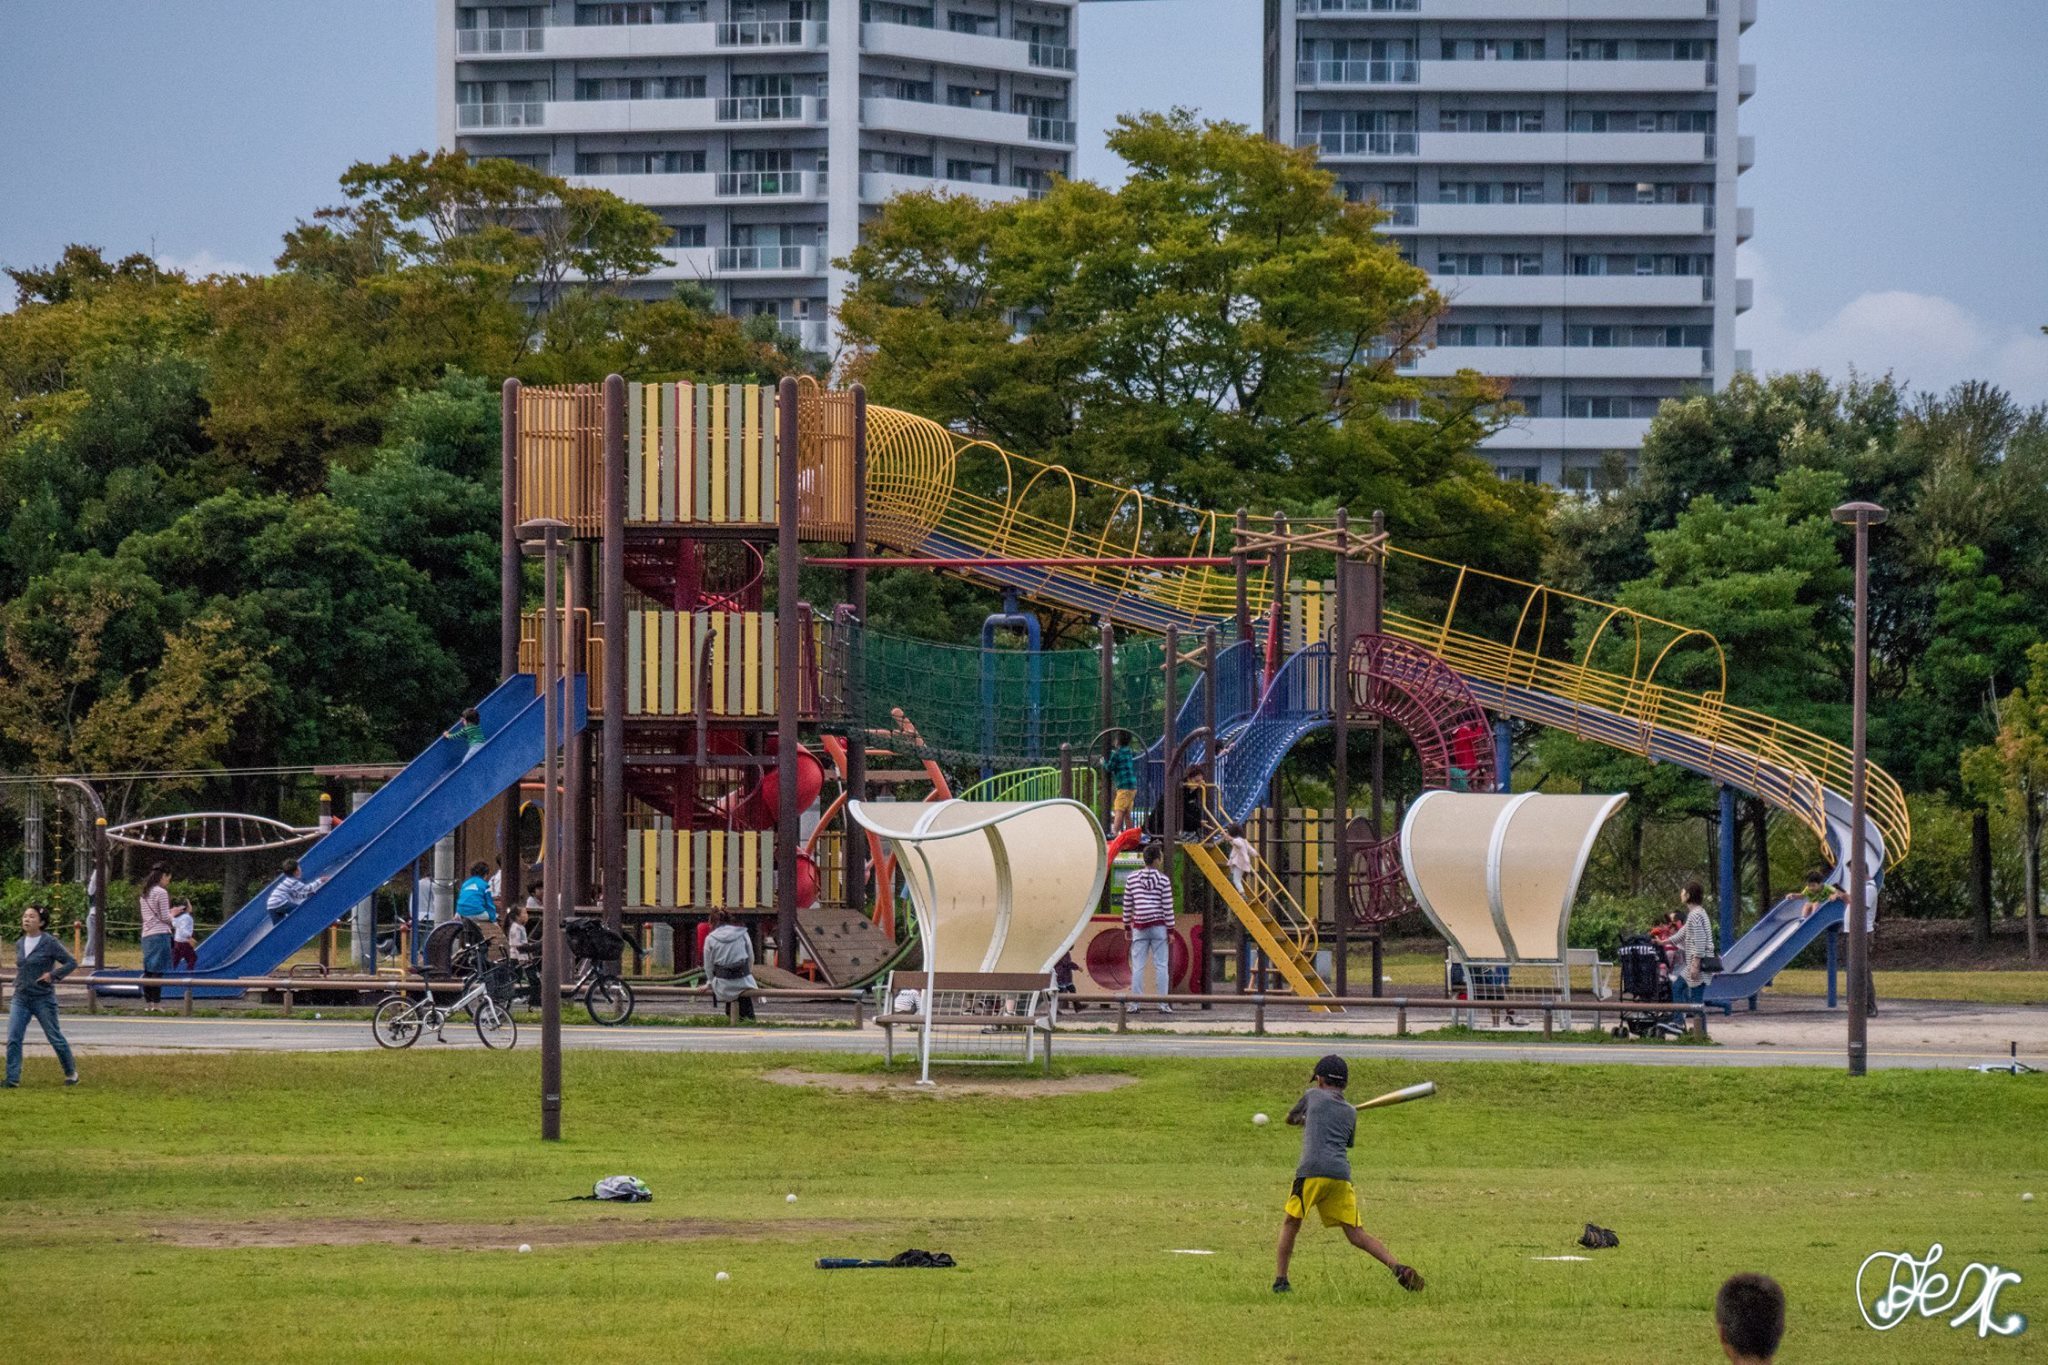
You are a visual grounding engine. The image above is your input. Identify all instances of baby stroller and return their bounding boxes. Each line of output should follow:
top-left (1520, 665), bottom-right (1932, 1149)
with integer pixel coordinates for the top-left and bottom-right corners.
top-left (1612, 935), bottom-right (1684, 1039)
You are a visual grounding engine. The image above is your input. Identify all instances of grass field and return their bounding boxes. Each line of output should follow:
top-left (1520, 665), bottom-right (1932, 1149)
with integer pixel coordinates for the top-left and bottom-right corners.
top-left (2, 1050), bottom-right (2043, 1363)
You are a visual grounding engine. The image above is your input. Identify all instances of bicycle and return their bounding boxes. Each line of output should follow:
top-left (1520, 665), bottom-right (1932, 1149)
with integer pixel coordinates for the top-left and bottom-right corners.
top-left (372, 954), bottom-right (519, 1050)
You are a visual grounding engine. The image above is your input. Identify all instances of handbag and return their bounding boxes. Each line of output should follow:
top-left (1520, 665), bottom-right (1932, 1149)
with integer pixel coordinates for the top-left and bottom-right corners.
top-left (1699, 954), bottom-right (1724, 974)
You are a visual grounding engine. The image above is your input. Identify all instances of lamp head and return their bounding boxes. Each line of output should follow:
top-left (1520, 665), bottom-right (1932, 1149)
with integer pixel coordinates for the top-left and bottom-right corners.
top-left (1830, 501), bottom-right (1888, 526)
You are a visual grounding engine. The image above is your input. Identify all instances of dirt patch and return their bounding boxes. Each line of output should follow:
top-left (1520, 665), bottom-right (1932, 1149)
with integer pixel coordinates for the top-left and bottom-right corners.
top-left (763, 1066), bottom-right (1139, 1099)
top-left (150, 1216), bottom-right (874, 1251)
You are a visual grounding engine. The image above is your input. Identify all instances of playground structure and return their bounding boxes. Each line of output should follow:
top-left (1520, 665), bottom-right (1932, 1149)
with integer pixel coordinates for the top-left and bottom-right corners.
top-left (86, 370), bottom-right (1909, 1015)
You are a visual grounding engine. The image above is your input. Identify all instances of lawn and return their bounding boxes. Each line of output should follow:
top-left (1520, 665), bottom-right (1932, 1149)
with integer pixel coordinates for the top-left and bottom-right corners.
top-left (1, 1050), bottom-right (2043, 1364)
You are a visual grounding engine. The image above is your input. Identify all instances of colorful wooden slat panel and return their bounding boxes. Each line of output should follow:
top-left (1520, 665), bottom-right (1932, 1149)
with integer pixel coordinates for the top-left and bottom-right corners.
top-left (762, 387), bottom-right (777, 514)
top-left (727, 385), bottom-right (745, 522)
top-left (627, 384), bottom-right (644, 519)
top-left (741, 384), bottom-right (761, 522)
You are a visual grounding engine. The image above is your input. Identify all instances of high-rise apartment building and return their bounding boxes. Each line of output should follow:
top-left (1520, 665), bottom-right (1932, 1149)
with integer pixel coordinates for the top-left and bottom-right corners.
top-left (439, 1), bottom-right (1079, 353)
top-left (1267, 0), bottom-right (1754, 489)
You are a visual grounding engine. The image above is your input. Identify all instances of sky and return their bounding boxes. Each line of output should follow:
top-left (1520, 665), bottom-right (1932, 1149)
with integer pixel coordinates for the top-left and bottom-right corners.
top-left (1, 0), bottom-right (2042, 399)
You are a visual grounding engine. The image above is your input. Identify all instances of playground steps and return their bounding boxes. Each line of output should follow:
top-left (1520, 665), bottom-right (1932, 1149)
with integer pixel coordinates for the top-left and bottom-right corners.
top-left (1182, 843), bottom-right (1338, 1010)
top-left (794, 906), bottom-right (900, 987)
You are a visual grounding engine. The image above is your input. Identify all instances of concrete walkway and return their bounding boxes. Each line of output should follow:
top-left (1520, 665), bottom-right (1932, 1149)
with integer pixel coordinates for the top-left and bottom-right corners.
top-left (41, 996), bottom-right (2048, 1071)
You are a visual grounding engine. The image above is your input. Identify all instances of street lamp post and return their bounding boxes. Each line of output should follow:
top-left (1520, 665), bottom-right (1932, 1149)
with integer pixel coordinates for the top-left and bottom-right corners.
top-left (520, 517), bottom-right (571, 1138)
top-left (1831, 500), bottom-right (1886, 1077)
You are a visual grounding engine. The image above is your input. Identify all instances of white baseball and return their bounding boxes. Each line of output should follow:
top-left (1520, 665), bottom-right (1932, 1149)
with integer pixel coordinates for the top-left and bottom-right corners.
top-left (518, 1244), bottom-right (531, 1253)
top-left (2024, 1193), bottom-right (2036, 1203)
top-left (1253, 1112), bottom-right (1269, 1126)
top-left (716, 1271), bottom-right (730, 1281)
top-left (787, 1192), bottom-right (798, 1203)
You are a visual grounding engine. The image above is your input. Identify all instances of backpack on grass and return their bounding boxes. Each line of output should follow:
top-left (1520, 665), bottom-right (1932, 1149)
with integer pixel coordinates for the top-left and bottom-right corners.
top-left (578, 1175), bottom-right (652, 1203)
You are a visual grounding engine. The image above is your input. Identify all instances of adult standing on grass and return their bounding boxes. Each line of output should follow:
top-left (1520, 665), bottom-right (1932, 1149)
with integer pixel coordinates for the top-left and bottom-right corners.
top-left (1669, 881), bottom-right (1716, 1019)
top-left (6, 905), bottom-right (79, 1088)
top-left (1122, 843), bottom-right (1175, 1013)
top-left (1714, 1272), bottom-right (1785, 1363)
top-left (138, 864), bottom-right (174, 1011)
top-left (703, 909), bottom-right (758, 1021)
top-left (1272, 1055), bottom-right (1421, 1295)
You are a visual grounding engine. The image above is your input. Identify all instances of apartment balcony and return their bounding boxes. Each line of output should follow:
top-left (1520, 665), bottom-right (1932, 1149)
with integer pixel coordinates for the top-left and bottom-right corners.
top-left (646, 246), bottom-right (717, 281)
top-left (717, 94), bottom-right (826, 125)
top-left (477, 19), bottom-right (825, 60)
top-left (1737, 135), bottom-right (1756, 171)
top-left (1387, 203), bottom-right (1709, 236)
top-left (861, 96), bottom-right (1030, 145)
top-left (714, 244), bottom-right (819, 277)
top-left (716, 170), bottom-right (825, 200)
top-left (783, 319), bottom-right (831, 353)
top-left (1299, 0), bottom-right (1714, 17)
top-left (1741, 0), bottom-right (1758, 31)
top-left (1437, 274), bottom-right (1708, 308)
top-left (503, 21), bottom-right (711, 60)
top-left (860, 21), bottom-right (1073, 76)
top-left (859, 171), bottom-right (1032, 207)
top-left (1739, 63), bottom-right (1757, 101)
top-left (1734, 277), bottom-right (1754, 314)
top-left (456, 101), bottom-right (546, 130)
top-left (1295, 59), bottom-right (1420, 88)
top-left (569, 172), bottom-right (718, 204)
top-left (1309, 131), bottom-right (1707, 165)
top-left (1409, 345), bottom-right (1708, 380)
top-left (716, 19), bottom-right (827, 49)
top-left (1407, 60), bottom-right (1713, 93)
top-left (456, 27), bottom-right (545, 55)
top-left (1482, 416), bottom-right (1655, 451)
top-left (1736, 206), bottom-right (1754, 243)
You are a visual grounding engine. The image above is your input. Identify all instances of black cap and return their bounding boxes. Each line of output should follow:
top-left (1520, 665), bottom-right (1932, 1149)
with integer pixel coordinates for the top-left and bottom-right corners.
top-left (1313, 1054), bottom-right (1348, 1086)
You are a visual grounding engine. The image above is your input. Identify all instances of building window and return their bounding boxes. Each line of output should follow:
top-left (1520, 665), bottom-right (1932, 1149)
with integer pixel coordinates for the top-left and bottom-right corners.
top-left (1496, 465), bottom-right (1542, 484)
top-left (575, 150), bottom-right (707, 174)
top-left (1438, 181), bottom-right (1544, 204)
top-left (1303, 109), bottom-right (1417, 156)
top-left (946, 9), bottom-right (999, 36)
top-left (864, 2), bottom-right (935, 26)
top-left (667, 224), bottom-right (707, 248)
top-left (575, 2), bottom-right (704, 24)
top-left (1439, 38), bottom-right (1544, 61)
top-left (1567, 110), bottom-right (1714, 133)
top-left (574, 76), bottom-right (705, 100)
top-left (866, 151), bottom-right (934, 177)
top-left (1438, 323), bottom-right (1541, 347)
top-left (864, 75), bottom-right (935, 103)
top-left (1566, 395), bottom-right (1663, 419)
top-left (945, 159), bottom-right (997, 184)
top-left (1439, 109), bottom-right (1543, 133)
top-left (947, 84), bottom-right (998, 111)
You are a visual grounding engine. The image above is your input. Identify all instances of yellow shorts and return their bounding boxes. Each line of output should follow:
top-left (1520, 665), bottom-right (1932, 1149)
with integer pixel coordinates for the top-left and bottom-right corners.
top-left (1284, 1177), bottom-right (1360, 1228)
top-left (1112, 788), bottom-right (1135, 814)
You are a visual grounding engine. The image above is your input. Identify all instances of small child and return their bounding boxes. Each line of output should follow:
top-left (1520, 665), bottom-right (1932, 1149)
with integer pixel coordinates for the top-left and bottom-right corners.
top-left (170, 901), bottom-right (198, 970)
top-left (1053, 950), bottom-right (1080, 1011)
top-left (1273, 1054), bottom-right (1423, 1295)
top-left (1226, 824), bottom-right (1255, 893)
top-left (1799, 867), bottom-right (1844, 917)
top-left (446, 707), bottom-right (486, 759)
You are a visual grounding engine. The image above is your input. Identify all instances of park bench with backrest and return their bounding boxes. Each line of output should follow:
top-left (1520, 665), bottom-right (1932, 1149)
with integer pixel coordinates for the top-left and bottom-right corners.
top-left (877, 970), bottom-right (1056, 1073)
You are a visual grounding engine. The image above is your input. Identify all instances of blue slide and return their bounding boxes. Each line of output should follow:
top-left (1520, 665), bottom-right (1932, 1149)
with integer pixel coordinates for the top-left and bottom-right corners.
top-left (1704, 891), bottom-right (1844, 1005)
top-left (103, 674), bottom-right (585, 998)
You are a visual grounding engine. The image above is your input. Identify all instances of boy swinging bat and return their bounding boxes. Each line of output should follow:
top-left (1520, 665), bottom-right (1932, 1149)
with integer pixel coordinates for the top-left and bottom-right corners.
top-left (1272, 1055), bottom-right (1425, 1295)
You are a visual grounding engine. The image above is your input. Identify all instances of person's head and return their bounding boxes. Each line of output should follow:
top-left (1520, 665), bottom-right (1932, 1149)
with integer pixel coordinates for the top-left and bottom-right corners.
top-left (469, 861), bottom-right (490, 879)
top-left (1115, 736), bottom-right (1131, 751)
top-left (462, 707), bottom-right (481, 725)
top-left (144, 863), bottom-right (171, 892)
top-left (1714, 1272), bottom-right (1785, 1363)
top-left (20, 904), bottom-right (47, 935)
top-left (1311, 1054), bottom-right (1348, 1091)
top-left (1229, 823), bottom-right (1245, 839)
top-left (1681, 881), bottom-right (1705, 909)
top-left (1142, 843), bottom-right (1162, 868)
top-left (508, 904), bottom-right (528, 926)
top-left (281, 858), bottom-right (301, 879)
top-left (527, 880), bottom-right (544, 898)
top-left (1804, 867), bottom-right (1828, 890)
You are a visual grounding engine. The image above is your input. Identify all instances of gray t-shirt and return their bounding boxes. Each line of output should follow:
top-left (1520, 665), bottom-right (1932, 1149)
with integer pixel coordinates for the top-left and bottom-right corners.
top-left (1289, 1086), bottom-right (1355, 1182)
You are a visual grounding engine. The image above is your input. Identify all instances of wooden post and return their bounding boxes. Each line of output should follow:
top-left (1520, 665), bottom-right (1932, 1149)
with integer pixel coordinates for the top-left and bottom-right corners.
top-left (1058, 743), bottom-right (1073, 799)
top-left (1200, 626), bottom-right (1219, 997)
top-left (845, 386), bottom-right (869, 914)
top-left (601, 375), bottom-right (626, 932)
top-left (1161, 624), bottom-right (1179, 863)
top-left (1098, 619), bottom-right (1116, 917)
top-left (568, 543), bottom-right (590, 913)
top-left (1368, 509), bottom-right (1385, 996)
top-left (500, 379), bottom-right (524, 901)
top-left (775, 377), bottom-right (801, 970)
top-left (1331, 509), bottom-right (1350, 997)
top-left (540, 522), bottom-right (565, 1140)
top-left (1232, 508), bottom-right (1253, 657)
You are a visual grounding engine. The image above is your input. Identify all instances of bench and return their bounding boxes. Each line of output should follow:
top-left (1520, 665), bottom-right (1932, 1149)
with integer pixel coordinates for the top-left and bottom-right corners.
top-left (877, 970), bottom-right (1056, 1073)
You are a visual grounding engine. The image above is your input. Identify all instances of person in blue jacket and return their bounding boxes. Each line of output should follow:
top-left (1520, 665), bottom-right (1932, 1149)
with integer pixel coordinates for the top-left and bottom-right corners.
top-left (8, 904), bottom-right (79, 1088)
top-left (455, 861), bottom-right (507, 963)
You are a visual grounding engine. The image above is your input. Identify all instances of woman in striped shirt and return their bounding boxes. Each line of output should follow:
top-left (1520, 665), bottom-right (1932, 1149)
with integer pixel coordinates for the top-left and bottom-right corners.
top-left (1122, 843), bottom-right (1176, 1014)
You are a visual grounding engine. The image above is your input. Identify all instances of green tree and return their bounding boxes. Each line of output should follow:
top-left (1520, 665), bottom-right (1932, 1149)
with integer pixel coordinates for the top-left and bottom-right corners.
top-left (1964, 644), bottom-right (2048, 963)
top-left (839, 111), bottom-right (1549, 585)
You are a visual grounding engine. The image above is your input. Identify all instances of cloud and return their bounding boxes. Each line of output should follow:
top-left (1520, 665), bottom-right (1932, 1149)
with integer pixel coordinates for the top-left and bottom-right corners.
top-left (1738, 247), bottom-right (2048, 402)
top-left (153, 248), bottom-right (262, 279)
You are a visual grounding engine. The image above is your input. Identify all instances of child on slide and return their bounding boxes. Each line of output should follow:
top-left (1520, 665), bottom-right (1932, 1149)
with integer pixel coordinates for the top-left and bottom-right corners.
top-left (1272, 1055), bottom-right (1423, 1295)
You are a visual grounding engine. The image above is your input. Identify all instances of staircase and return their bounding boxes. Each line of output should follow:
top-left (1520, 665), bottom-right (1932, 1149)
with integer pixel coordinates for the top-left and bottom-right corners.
top-left (1182, 842), bottom-right (1338, 1010)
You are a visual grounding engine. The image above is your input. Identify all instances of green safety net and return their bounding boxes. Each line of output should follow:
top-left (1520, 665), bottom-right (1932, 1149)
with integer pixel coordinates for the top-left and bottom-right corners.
top-left (846, 627), bottom-right (1205, 775)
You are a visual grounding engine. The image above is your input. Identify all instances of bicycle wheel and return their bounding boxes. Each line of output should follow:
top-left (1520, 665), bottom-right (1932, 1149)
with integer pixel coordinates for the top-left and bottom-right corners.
top-left (584, 975), bottom-right (634, 1026)
top-left (372, 996), bottom-right (424, 1049)
top-left (474, 996), bottom-right (518, 1050)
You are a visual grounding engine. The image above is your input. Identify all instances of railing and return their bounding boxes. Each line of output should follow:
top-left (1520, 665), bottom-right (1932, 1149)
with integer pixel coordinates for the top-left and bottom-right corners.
top-left (1297, 0), bottom-right (1417, 12)
top-left (517, 609), bottom-right (602, 692)
top-left (1028, 42), bottom-right (1076, 70)
top-left (716, 94), bottom-right (811, 122)
top-left (516, 382), bottom-right (604, 535)
top-left (715, 170), bottom-right (810, 198)
top-left (1027, 116), bottom-right (1077, 144)
top-left (458, 27), bottom-right (544, 53)
top-left (1089, 991), bottom-right (1710, 1039)
top-left (716, 244), bottom-right (810, 272)
top-left (457, 101), bottom-right (544, 129)
top-left (1296, 59), bottom-right (1419, 85)
top-left (716, 19), bottom-right (808, 45)
top-left (1306, 130), bottom-right (1417, 156)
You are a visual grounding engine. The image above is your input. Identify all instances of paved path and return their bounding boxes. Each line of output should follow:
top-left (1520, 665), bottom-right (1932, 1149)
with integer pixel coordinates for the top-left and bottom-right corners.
top-left (44, 1012), bottom-right (2036, 1071)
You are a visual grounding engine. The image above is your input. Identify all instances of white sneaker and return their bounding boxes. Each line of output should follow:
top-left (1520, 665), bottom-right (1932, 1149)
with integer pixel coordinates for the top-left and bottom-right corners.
top-left (1159, 1004), bottom-right (1174, 1014)
top-left (1124, 1003), bottom-right (1141, 1014)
